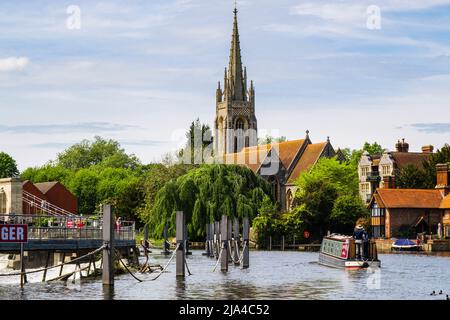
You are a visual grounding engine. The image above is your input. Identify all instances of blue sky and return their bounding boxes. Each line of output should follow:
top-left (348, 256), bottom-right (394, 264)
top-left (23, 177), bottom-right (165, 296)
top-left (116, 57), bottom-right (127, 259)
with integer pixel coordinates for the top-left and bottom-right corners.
top-left (1, 0), bottom-right (450, 170)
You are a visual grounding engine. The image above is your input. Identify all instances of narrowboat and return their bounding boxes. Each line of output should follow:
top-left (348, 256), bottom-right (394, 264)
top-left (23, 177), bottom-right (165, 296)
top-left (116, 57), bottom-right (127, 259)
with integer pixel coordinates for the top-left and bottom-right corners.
top-left (318, 234), bottom-right (381, 269)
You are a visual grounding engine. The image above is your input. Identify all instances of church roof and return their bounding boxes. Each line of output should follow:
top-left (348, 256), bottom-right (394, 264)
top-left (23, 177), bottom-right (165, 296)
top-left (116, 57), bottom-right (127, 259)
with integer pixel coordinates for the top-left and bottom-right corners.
top-left (287, 142), bottom-right (328, 184)
top-left (221, 138), bottom-right (311, 174)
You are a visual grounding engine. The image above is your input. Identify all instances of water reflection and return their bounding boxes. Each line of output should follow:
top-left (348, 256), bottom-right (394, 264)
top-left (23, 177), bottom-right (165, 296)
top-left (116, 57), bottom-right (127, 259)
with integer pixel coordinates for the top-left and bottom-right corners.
top-left (1, 251), bottom-right (449, 300)
top-left (102, 285), bottom-right (115, 300)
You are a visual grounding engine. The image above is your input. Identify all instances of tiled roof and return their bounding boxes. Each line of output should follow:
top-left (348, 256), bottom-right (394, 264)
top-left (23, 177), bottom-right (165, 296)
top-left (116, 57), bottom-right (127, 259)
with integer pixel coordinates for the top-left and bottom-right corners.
top-left (375, 188), bottom-right (443, 209)
top-left (440, 194), bottom-right (450, 209)
top-left (34, 181), bottom-right (59, 194)
top-left (391, 152), bottom-right (430, 169)
top-left (222, 146), bottom-right (270, 173)
top-left (222, 139), bottom-right (306, 173)
top-left (287, 142), bottom-right (327, 184)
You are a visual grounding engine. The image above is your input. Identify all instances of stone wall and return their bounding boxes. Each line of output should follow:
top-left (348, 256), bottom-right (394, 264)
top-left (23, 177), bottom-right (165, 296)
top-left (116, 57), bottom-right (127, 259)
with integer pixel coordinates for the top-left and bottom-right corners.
top-left (0, 178), bottom-right (23, 215)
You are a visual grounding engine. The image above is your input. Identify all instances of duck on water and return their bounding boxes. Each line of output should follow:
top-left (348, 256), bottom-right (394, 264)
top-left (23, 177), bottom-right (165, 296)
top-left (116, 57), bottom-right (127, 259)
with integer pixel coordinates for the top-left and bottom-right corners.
top-left (318, 224), bottom-right (381, 270)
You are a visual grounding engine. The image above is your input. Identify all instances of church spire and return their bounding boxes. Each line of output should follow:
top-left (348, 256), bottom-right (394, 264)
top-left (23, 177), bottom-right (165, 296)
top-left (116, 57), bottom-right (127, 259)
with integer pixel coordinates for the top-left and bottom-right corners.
top-left (227, 6), bottom-right (245, 101)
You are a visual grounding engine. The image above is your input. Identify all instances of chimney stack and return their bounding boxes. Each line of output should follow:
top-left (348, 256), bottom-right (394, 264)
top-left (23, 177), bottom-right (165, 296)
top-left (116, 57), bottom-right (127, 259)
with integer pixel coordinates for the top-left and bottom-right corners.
top-left (436, 163), bottom-right (449, 196)
top-left (395, 138), bottom-right (409, 153)
top-left (382, 175), bottom-right (396, 189)
top-left (422, 145), bottom-right (434, 154)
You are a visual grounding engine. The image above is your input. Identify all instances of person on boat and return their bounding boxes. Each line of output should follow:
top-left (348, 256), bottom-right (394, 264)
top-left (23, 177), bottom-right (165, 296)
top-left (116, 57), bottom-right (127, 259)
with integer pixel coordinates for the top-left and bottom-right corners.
top-left (353, 224), bottom-right (365, 260)
top-left (362, 230), bottom-right (369, 260)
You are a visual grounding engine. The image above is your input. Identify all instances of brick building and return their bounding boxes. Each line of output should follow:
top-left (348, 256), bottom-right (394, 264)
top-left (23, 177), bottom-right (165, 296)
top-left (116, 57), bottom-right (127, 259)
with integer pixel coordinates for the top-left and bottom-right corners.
top-left (368, 163), bottom-right (450, 239)
top-left (23, 180), bottom-right (77, 215)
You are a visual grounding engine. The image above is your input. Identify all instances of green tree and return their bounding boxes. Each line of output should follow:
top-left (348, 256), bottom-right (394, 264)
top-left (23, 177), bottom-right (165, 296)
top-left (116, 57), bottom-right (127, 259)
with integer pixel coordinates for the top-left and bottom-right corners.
top-left (143, 164), bottom-right (271, 240)
top-left (178, 118), bottom-right (213, 165)
top-left (423, 144), bottom-right (450, 188)
top-left (292, 157), bottom-right (367, 238)
top-left (331, 195), bottom-right (369, 234)
top-left (57, 136), bottom-right (140, 170)
top-left (395, 165), bottom-right (430, 189)
top-left (258, 135), bottom-right (287, 145)
top-left (343, 142), bottom-right (384, 168)
top-left (0, 152), bottom-right (19, 178)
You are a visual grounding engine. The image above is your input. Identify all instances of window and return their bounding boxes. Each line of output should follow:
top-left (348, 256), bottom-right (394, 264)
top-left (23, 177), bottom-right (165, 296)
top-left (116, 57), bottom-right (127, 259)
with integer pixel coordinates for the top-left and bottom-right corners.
top-left (361, 166), bottom-right (370, 178)
top-left (381, 165), bottom-right (390, 176)
top-left (360, 183), bottom-right (370, 194)
top-left (236, 119), bottom-right (244, 130)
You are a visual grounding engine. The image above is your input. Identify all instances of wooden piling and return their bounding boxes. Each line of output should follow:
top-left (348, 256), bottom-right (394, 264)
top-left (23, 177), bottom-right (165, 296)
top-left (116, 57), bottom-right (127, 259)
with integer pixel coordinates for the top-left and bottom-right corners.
top-left (102, 204), bottom-right (114, 286)
top-left (233, 217), bottom-right (240, 265)
top-left (176, 211), bottom-right (185, 277)
top-left (242, 216), bottom-right (249, 269)
top-left (282, 236), bottom-right (285, 251)
top-left (203, 223), bottom-right (210, 256)
top-left (209, 223), bottom-right (215, 258)
top-left (162, 225), bottom-right (170, 255)
top-left (59, 252), bottom-right (66, 276)
top-left (220, 215), bottom-right (228, 272)
top-left (214, 221), bottom-right (220, 258)
top-left (227, 218), bottom-right (232, 263)
top-left (20, 243), bottom-right (26, 287)
top-left (269, 236), bottom-right (272, 251)
top-left (42, 251), bottom-right (51, 282)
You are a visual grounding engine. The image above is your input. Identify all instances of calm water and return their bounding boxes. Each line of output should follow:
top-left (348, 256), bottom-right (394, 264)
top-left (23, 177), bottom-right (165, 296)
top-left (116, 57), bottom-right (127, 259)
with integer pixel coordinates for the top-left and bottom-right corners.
top-left (0, 250), bottom-right (449, 300)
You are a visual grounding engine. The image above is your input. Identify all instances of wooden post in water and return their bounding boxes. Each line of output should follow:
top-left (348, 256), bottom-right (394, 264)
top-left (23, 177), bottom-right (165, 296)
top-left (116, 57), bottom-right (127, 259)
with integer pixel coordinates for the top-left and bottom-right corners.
top-left (176, 211), bottom-right (185, 277)
top-left (20, 243), bottom-right (26, 287)
top-left (227, 218), bottom-right (232, 263)
top-left (220, 215), bottom-right (228, 272)
top-left (282, 235), bottom-right (285, 251)
top-left (209, 223), bottom-right (215, 258)
top-left (144, 224), bottom-right (151, 253)
top-left (42, 251), bottom-right (51, 282)
top-left (184, 214), bottom-right (192, 256)
top-left (269, 236), bottom-right (272, 251)
top-left (102, 204), bottom-right (114, 286)
top-left (162, 225), bottom-right (170, 255)
top-left (214, 221), bottom-right (220, 258)
top-left (233, 217), bottom-right (240, 265)
top-left (203, 223), bottom-right (210, 256)
top-left (242, 216), bottom-right (250, 269)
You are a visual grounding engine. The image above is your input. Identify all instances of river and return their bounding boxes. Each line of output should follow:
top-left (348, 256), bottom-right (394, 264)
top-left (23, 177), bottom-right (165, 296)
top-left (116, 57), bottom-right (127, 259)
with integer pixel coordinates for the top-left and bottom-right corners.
top-left (0, 250), bottom-right (449, 300)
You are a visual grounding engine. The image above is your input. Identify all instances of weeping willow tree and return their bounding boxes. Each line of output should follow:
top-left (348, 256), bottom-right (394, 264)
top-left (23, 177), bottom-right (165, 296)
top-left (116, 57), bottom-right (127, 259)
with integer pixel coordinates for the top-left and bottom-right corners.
top-left (143, 164), bottom-right (271, 240)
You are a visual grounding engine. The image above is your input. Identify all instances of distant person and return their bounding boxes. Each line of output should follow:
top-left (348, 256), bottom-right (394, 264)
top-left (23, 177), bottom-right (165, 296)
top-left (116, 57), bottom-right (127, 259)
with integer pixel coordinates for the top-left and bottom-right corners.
top-left (362, 230), bottom-right (369, 260)
top-left (115, 217), bottom-right (122, 231)
top-left (353, 224), bottom-right (365, 260)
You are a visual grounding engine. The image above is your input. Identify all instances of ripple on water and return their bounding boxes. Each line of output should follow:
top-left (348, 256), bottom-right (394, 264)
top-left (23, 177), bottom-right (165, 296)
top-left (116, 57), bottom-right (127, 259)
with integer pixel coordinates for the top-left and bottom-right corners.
top-left (0, 250), bottom-right (449, 300)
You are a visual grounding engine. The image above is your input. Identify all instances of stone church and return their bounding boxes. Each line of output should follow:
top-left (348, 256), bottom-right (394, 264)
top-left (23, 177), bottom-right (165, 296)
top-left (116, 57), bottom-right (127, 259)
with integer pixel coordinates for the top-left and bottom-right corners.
top-left (214, 8), bottom-right (343, 211)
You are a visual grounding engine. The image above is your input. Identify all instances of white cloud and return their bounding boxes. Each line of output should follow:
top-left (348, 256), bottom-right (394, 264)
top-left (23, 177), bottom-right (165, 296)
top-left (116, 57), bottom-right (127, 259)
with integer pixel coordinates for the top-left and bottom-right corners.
top-left (0, 57), bottom-right (29, 72)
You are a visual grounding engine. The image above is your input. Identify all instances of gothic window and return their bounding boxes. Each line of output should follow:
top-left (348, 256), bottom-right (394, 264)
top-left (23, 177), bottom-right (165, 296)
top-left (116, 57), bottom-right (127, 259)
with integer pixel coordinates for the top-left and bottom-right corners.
top-left (286, 189), bottom-right (293, 211)
top-left (236, 118), bottom-right (245, 130)
top-left (269, 177), bottom-right (279, 202)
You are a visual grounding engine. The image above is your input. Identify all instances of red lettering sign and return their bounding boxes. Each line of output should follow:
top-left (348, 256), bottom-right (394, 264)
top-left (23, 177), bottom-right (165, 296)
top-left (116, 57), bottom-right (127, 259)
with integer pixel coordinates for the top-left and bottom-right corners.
top-left (0, 225), bottom-right (28, 243)
top-left (304, 230), bottom-right (310, 239)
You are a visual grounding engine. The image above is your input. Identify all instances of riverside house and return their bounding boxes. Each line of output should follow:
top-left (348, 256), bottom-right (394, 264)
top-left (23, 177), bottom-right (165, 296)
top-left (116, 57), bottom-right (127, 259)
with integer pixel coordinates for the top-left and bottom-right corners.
top-left (368, 163), bottom-right (450, 239)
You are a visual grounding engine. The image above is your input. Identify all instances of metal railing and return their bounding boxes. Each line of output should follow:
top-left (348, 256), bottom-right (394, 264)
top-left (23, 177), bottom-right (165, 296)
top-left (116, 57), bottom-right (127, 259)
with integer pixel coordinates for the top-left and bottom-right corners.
top-left (0, 214), bottom-right (135, 241)
top-left (22, 190), bottom-right (77, 217)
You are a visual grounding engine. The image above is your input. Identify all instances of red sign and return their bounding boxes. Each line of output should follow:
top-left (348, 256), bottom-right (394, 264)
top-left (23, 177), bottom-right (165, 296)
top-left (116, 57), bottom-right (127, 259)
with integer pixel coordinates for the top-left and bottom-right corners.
top-left (304, 230), bottom-right (310, 239)
top-left (67, 220), bottom-right (73, 228)
top-left (0, 224), bottom-right (28, 243)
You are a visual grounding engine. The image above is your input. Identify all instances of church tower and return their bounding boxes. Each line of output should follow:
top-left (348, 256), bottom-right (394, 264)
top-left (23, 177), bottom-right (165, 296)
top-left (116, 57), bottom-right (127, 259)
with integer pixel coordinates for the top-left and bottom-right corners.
top-left (214, 7), bottom-right (257, 156)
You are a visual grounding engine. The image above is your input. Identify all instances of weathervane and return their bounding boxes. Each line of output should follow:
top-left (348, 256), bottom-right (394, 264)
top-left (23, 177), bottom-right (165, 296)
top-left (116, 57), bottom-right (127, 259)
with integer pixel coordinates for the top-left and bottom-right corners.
top-left (234, 0), bottom-right (238, 13)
